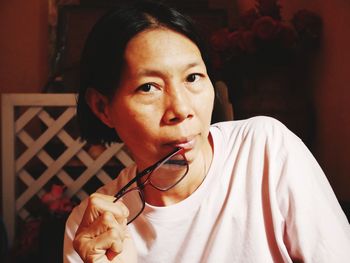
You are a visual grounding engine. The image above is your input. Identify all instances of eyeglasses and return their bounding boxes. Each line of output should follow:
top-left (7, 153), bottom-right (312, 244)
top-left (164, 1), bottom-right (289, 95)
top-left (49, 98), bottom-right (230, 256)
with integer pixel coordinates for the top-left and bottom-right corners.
top-left (114, 147), bottom-right (188, 224)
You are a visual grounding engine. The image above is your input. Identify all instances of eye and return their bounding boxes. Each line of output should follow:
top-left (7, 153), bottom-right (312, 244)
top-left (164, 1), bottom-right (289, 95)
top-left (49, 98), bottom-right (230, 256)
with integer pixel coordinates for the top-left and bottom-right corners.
top-left (186, 73), bottom-right (201, 83)
top-left (137, 83), bottom-right (157, 93)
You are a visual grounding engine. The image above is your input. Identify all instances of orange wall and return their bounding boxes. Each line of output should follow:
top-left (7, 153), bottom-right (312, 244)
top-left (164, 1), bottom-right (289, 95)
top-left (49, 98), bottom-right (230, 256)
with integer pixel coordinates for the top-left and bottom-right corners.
top-left (0, 0), bottom-right (49, 93)
top-left (0, 0), bottom-right (49, 213)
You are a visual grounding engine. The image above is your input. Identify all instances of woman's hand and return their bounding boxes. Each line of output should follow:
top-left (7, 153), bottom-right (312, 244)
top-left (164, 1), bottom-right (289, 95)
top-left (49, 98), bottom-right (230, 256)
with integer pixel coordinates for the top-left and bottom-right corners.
top-left (73, 193), bottom-right (137, 263)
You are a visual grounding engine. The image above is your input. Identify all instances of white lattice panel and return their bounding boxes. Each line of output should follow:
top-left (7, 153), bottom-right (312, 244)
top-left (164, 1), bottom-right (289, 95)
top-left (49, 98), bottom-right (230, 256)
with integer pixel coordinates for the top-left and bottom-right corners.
top-left (1, 93), bottom-right (134, 246)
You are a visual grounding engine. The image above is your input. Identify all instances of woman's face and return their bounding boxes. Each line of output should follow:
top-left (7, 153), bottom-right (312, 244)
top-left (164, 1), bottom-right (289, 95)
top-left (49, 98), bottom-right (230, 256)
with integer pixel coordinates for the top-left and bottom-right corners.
top-left (103, 28), bottom-right (214, 169)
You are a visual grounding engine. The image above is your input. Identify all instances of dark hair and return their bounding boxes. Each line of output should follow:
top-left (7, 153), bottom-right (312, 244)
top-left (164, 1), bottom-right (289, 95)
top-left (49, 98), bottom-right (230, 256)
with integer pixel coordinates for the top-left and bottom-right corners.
top-left (77, 0), bottom-right (213, 144)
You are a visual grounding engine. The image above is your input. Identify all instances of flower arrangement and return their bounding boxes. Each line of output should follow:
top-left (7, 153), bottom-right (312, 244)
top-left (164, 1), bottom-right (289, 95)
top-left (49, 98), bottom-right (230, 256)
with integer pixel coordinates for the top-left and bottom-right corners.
top-left (41, 184), bottom-right (74, 215)
top-left (15, 184), bottom-right (74, 263)
top-left (210, 0), bottom-right (322, 75)
top-left (208, 0), bottom-right (322, 145)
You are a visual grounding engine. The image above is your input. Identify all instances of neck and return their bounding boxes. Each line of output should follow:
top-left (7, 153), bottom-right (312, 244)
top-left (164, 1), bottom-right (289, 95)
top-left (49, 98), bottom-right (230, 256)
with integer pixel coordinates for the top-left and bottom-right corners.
top-left (143, 136), bottom-right (213, 207)
top-left (143, 170), bottom-right (205, 206)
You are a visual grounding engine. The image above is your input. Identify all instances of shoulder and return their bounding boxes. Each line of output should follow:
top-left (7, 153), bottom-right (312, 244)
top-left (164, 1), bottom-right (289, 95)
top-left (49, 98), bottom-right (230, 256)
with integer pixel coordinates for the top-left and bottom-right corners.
top-left (97, 164), bottom-right (137, 196)
top-left (211, 116), bottom-right (299, 151)
top-left (212, 116), bottom-right (289, 135)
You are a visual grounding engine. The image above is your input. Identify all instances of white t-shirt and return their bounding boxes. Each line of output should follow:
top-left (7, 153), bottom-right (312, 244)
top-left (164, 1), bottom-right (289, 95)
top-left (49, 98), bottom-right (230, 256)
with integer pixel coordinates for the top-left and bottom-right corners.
top-left (64, 117), bottom-right (350, 262)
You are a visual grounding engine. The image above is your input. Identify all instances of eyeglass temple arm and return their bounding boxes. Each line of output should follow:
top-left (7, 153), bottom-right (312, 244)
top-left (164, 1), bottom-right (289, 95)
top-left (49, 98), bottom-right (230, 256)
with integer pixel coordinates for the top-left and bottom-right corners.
top-left (114, 147), bottom-right (182, 201)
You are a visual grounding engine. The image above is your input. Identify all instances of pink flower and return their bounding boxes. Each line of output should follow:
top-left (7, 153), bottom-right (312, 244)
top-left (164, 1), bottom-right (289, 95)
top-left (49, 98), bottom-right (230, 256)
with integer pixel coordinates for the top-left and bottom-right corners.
top-left (208, 3), bottom-right (322, 77)
top-left (49, 197), bottom-right (73, 213)
top-left (252, 16), bottom-right (279, 41)
top-left (210, 28), bottom-right (230, 52)
top-left (41, 184), bottom-right (64, 204)
top-left (239, 8), bottom-right (260, 29)
top-left (228, 31), bottom-right (243, 49)
top-left (228, 30), bottom-right (256, 53)
top-left (41, 184), bottom-right (73, 214)
top-left (257, 0), bottom-right (282, 20)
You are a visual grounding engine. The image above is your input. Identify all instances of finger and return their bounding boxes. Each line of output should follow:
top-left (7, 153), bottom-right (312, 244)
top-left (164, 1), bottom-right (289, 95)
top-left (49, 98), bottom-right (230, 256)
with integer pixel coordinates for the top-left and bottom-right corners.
top-left (74, 213), bottom-right (127, 262)
top-left (83, 228), bottom-right (124, 262)
top-left (94, 229), bottom-right (124, 254)
top-left (97, 230), bottom-right (136, 263)
top-left (88, 193), bottom-right (129, 222)
top-left (82, 193), bottom-right (129, 226)
top-left (78, 211), bottom-right (126, 238)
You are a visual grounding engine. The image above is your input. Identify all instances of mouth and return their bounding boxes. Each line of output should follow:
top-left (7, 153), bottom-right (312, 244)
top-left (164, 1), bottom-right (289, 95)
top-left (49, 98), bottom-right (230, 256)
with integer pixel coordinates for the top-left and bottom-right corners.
top-left (165, 136), bottom-right (196, 150)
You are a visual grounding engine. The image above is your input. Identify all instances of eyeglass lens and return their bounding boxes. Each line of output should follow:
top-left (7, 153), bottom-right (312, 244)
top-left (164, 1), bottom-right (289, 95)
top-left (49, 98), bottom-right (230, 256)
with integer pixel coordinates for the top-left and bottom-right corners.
top-left (147, 153), bottom-right (188, 191)
top-left (120, 152), bottom-right (188, 224)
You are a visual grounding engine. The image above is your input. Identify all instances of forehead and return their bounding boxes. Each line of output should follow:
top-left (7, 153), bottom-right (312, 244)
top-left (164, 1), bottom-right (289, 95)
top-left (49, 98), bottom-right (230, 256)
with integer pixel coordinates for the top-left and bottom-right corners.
top-left (123, 28), bottom-right (202, 69)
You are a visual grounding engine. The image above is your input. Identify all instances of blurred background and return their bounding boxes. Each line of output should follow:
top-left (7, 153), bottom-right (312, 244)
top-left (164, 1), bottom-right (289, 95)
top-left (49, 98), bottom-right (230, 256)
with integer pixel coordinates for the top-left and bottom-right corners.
top-left (0, 0), bottom-right (349, 262)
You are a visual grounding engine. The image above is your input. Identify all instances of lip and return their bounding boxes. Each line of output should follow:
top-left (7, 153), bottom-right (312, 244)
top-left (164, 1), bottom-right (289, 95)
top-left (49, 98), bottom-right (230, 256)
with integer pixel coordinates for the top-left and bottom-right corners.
top-left (166, 136), bottom-right (196, 150)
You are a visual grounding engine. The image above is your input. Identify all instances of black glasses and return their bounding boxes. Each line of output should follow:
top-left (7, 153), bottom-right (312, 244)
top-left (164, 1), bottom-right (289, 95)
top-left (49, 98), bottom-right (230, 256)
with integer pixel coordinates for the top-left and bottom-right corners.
top-left (114, 147), bottom-right (188, 224)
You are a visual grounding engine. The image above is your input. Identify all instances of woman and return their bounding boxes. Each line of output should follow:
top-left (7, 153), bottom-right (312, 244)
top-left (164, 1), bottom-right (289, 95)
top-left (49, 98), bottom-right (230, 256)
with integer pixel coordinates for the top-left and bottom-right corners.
top-left (64, 1), bottom-right (350, 262)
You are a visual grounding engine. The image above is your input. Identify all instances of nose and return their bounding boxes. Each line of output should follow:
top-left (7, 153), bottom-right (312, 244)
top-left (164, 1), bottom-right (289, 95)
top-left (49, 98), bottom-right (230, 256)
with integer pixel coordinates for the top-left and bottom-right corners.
top-left (162, 88), bottom-right (194, 124)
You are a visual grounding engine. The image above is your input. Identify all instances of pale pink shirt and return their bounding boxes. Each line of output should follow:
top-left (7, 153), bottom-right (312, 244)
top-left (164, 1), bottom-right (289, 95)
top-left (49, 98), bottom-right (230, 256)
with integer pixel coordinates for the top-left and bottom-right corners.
top-left (64, 117), bottom-right (350, 262)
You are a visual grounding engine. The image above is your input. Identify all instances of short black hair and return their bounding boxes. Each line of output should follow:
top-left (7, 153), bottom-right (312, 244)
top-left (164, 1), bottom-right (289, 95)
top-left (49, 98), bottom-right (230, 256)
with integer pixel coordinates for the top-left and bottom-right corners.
top-left (77, 0), bottom-right (213, 145)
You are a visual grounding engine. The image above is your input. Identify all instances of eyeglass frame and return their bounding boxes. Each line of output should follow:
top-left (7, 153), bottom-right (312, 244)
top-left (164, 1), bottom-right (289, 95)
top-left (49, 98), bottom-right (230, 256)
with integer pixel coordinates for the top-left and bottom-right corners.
top-left (113, 147), bottom-right (188, 224)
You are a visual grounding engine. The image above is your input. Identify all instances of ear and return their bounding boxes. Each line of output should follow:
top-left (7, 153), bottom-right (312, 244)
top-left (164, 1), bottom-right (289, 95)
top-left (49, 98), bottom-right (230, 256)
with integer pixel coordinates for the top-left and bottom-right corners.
top-left (85, 88), bottom-right (114, 128)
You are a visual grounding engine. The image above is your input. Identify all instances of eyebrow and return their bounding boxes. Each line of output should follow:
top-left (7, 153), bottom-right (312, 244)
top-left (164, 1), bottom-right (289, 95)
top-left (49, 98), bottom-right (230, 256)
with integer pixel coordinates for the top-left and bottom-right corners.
top-left (136, 61), bottom-right (202, 77)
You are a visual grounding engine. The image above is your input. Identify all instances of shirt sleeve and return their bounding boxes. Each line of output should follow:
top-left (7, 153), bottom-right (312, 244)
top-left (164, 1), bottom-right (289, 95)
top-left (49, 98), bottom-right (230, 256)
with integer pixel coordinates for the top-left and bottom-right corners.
top-left (63, 200), bottom-right (88, 263)
top-left (275, 128), bottom-right (350, 262)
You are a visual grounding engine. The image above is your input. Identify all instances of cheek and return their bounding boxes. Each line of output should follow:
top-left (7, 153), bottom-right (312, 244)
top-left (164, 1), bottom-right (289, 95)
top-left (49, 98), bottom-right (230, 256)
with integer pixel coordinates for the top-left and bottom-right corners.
top-left (197, 85), bottom-right (215, 118)
top-left (112, 105), bottom-right (161, 143)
